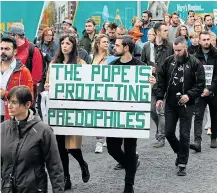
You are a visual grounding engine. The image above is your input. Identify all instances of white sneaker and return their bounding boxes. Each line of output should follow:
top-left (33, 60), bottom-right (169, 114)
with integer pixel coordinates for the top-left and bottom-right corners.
top-left (207, 128), bottom-right (212, 135)
top-left (103, 141), bottom-right (107, 147)
top-left (95, 142), bottom-right (103, 153)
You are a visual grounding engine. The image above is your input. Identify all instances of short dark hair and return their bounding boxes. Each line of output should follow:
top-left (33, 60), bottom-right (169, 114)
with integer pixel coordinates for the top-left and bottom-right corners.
top-left (1, 36), bottom-right (17, 49)
top-left (199, 31), bottom-right (211, 39)
top-left (108, 22), bottom-right (118, 30)
top-left (171, 12), bottom-right (179, 17)
top-left (188, 10), bottom-right (195, 15)
top-left (7, 86), bottom-right (33, 105)
top-left (116, 35), bottom-right (135, 54)
top-left (204, 14), bottom-right (212, 21)
top-left (142, 10), bottom-right (152, 18)
top-left (174, 36), bottom-right (187, 45)
top-left (85, 18), bottom-right (96, 26)
top-left (153, 22), bottom-right (167, 34)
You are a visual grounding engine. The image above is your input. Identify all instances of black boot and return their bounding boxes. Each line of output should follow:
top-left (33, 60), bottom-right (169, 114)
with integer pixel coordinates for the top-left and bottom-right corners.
top-left (64, 176), bottom-right (72, 190)
top-left (190, 141), bottom-right (201, 152)
top-left (210, 138), bottom-right (217, 148)
top-left (114, 163), bottom-right (124, 170)
top-left (123, 184), bottom-right (134, 193)
top-left (81, 161), bottom-right (90, 183)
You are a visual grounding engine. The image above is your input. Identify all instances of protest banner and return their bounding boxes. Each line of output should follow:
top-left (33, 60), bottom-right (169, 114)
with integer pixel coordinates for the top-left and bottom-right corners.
top-left (204, 65), bottom-right (213, 86)
top-left (48, 64), bottom-right (152, 138)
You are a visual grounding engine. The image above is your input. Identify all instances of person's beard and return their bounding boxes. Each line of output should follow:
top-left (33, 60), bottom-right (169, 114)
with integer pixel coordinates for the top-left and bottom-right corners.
top-left (142, 19), bottom-right (149, 25)
top-left (87, 30), bottom-right (94, 34)
top-left (0, 54), bottom-right (13, 62)
top-left (114, 50), bottom-right (124, 57)
top-left (207, 24), bottom-right (213, 28)
top-left (202, 43), bottom-right (211, 51)
top-left (175, 50), bottom-right (187, 64)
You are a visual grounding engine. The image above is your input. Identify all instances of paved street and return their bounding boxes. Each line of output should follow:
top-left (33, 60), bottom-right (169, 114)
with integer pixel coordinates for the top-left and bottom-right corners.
top-left (49, 120), bottom-right (217, 193)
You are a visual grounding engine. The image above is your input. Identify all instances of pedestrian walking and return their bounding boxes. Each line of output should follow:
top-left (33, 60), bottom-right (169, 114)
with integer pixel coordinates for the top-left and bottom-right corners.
top-left (156, 36), bottom-right (205, 176)
top-left (45, 34), bottom-right (90, 190)
top-left (1, 86), bottom-right (64, 193)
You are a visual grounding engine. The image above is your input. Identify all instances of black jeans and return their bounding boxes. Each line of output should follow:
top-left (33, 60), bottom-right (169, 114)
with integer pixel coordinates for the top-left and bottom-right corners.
top-left (165, 103), bottom-right (194, 165)
top-left (107, 137), bottom-right (137, 185)
top-left (194, 95), bottom-right (217, 140)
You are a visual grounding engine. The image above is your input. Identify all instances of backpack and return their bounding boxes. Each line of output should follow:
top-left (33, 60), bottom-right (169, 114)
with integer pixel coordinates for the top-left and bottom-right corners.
top-left (25, 43), bottom-right (51, 92)
top-left (25, 43), bottom-right (51, 118)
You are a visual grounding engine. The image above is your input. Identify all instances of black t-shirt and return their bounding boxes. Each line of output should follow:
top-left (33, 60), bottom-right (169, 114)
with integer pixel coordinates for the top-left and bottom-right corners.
top-left (167, 64), bottom-right (184, 105)
top-left (109, 56), bottom-right (146, 66)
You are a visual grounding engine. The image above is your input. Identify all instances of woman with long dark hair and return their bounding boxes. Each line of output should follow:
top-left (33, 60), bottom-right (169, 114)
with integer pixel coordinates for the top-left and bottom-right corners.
top-left (45, 34), bottom-right (90, 190)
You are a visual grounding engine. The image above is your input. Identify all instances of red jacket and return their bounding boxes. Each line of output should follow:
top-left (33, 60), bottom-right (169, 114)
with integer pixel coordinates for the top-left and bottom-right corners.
top-left (4, 59), bottom-right (34, 120)
top-left (16, 38), bottom-right (43, 85)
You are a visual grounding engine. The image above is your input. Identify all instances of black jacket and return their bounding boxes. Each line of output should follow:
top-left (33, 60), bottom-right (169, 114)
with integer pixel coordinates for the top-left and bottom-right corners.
top-left (156, 54), bottom-right (205, 103)
top-left (141, 40), bottom-right (173, 72)
top-left (1, 110), bottom-right (64, 193)
top-left (80, 30), bottom-right (98, 54)
top-left (109, 38), bottom-right (116, 55)
top-left (194, 46), bottom-right (217, 94)
top-left (141, 40), bottom-right (173, 95)
top-left (78, 47), bottom-right (92, 64)
top-left (188, 45), bottom-right (200, 55)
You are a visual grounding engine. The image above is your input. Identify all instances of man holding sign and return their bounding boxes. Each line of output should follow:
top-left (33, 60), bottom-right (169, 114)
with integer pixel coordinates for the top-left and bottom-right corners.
top-left (191, 31), bottom-right (217, 151)
top-left (48, 35), bottom-right (155, 193)
top-left (107, 35), bottom-right (155, 193)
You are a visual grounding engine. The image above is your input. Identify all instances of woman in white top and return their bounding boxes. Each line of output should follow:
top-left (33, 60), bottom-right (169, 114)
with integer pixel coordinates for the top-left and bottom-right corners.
top-left (91, 34), bottom-right (109, 153)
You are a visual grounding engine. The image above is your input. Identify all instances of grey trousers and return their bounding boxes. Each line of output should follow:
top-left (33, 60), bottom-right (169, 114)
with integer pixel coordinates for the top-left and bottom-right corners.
top-left (151, 95), bottom-right (165, 142)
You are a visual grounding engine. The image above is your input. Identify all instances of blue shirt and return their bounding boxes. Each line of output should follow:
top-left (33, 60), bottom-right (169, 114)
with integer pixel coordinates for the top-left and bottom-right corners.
top-left (140, 27), bottom-right (150, 43)
top-left (106, 56), bottom-right (119, 64)
top-left (205, 25), bottom-right (217, 36)
top-left (211, 26), bottom-right (217, 36)
top-left (187, 39), bottom-right (192, 47)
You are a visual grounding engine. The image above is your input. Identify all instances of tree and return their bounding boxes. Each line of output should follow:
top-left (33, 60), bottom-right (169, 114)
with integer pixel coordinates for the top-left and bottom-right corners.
top-left (48, 1), bottom-right (57, 27)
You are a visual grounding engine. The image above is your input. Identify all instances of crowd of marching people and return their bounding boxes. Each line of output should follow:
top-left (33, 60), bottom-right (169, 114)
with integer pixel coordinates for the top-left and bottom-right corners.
top-left (1, 8), bottom-right (217, 193)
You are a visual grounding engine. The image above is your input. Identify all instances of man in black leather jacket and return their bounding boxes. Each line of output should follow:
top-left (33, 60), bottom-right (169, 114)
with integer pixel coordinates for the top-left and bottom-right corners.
top-left (191, 31), bottom-right (217, 151)
top-left (156, 36), bottom-right (205, 176)
top-left (141, 22), bottom-right (173, 148)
